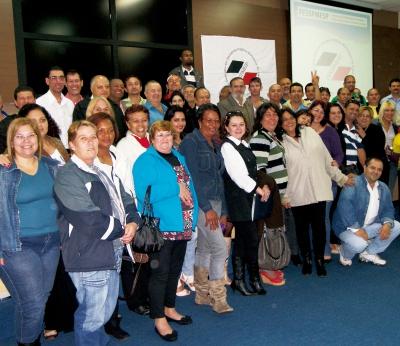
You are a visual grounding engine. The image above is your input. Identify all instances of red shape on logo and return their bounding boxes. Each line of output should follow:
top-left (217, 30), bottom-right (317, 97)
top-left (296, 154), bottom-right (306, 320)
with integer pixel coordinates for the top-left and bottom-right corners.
top-left (243, 72), bottom-right (257, 85)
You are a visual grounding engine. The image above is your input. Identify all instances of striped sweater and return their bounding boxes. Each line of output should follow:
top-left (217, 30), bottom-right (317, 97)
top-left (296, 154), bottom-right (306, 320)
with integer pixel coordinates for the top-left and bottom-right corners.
top-left (249, 128), bottom-right (288, 198)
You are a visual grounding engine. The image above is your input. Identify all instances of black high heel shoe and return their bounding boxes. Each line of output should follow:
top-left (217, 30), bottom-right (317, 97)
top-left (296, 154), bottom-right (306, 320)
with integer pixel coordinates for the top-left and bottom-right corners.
top-left (301, 256), bottom-right (312, 275)
top-left (230, 257), bottom-right (256, 296)
top-left (316, 259), bottom-right (327, 277)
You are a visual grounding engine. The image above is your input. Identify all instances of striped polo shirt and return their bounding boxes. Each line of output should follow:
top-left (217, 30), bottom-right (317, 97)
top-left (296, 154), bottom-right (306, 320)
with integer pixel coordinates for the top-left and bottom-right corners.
top-left (342, 124), bottom-right (363, 165)
top-left (250, 129), bottom-right (288, 197)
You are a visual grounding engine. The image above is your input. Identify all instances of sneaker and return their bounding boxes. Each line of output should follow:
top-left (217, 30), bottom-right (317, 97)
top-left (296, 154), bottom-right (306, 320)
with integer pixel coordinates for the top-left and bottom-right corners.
top-left (359, 251), bottom-right (386, 266)
top-left (339, 247), bottom-right (352, 266)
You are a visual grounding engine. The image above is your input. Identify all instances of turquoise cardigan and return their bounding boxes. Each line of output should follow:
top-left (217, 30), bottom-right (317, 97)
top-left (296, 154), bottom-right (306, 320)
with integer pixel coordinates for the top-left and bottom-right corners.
top-left (133, 146), bottom-right (199, 232)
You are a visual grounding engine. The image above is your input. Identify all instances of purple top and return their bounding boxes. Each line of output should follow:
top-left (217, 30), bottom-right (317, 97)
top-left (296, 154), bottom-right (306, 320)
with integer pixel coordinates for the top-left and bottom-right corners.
top-left (319, 125), bottom-right (344, 165)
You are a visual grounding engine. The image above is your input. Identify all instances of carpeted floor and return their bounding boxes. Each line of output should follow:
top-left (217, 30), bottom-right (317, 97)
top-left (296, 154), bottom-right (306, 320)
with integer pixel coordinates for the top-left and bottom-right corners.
top-left (1, 237), bottom-right (400, 346)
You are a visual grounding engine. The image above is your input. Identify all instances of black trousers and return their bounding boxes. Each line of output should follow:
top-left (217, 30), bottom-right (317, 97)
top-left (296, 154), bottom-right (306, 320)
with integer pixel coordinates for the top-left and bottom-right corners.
top-left (121, 260), bottom-right (150, 310)
top-left (232, 220), bottom-right (259, 265)
top-left (291, 202), bottom-right (326, 260)
top-left (148, 240), bottom-right (187, 319)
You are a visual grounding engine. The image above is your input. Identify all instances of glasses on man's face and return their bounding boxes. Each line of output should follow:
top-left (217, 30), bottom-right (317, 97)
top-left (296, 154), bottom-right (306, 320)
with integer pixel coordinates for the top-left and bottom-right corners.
top-left (49, 75), bottom-right (65, 81)
top-left (155, 132), bottom-right (172, 139)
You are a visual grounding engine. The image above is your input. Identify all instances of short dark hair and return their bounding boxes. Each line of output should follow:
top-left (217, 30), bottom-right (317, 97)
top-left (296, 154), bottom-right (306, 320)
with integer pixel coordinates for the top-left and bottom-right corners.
top-left (319, 87), bottom-right (331, 96)
top-left (305, 82), bottom-right (313, 91)
top-left (66, 69), bottom-right (82, 80)
top-left (48, 65), bottom-right (64, 76)
top-left (253, 102), bottom-right (280, 132)
top-left (229, 77), bottom-right (243, 87)
top-left (290, 82), bottom-right (303, 93)
top-left (87, 112), bottom-right (119, 142)
top-left (18, 103), bottom-right (61, 139)
top-left (164, 105), bottom-right (186, 122)
top-left (194, 87), bottom-right (209, 99)
top-left (365, 157), bottom-right (383, 167)
top-left (124, 104), bottom-right (149, 122)
top-left (124, 75), bottom-right (142, 86)
top-left (249, 77), bottom-right (262, 86)
top-left (13, 86), bottom-right (35, 101)
top-left (345, 99), bottom-right (360, 108)
top-left (197, 103), bottom-right (221, 121)
top-left (389, 78), bottom-right (400, 86)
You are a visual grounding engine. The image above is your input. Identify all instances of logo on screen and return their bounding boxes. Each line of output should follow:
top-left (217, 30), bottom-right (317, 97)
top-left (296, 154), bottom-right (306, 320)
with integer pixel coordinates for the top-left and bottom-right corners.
top-left (313, 39), bottom-right (354, 87)
top-left (224, 48), bottom-right (259, 85)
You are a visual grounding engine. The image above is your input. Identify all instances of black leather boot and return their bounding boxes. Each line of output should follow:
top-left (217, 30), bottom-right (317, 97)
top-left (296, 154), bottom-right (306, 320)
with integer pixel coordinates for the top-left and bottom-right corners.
top-left (247, 260), bottom-right (267, 295)
top-left (230, 257), bottom-right (256, 296)
top-left (316, 259), bottom-right (327, 277)
top-left (104, 313), bottom-right (130, 340)
top-left (301, 255), bottom-right (312, 275)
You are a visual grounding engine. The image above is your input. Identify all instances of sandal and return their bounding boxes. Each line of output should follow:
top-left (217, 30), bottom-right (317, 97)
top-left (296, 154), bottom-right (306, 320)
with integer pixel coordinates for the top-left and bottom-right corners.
top-left (44, 329), bottom-right (58, 340)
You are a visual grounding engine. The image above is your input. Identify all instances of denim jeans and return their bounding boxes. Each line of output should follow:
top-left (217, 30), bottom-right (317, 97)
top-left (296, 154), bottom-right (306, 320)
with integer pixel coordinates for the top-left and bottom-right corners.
top-left (324, 184), bottom-right (338, 256)
top-left (181, 228), bottom-right (198, 277)
top-left (339, 221), bottom-right (400, 260)
top-left (0, 232), bottom-right (60, 343)
top-left (195, 200), bottom-right (226, 280)
top-left (69, 269), bottom-right (119, 346)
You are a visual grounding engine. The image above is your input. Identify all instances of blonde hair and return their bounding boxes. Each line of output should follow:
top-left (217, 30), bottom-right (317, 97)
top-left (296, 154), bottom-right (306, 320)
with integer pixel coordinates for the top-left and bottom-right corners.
top-left (149, 120), bottom-right (173, 140)
top-left (378, 100), bottom-right (396, 124)
top-left (359, 106), bottom-right (373, 119)
top-left (86, 96), bottom-right (115, 119)
top-left (68, 120), bottom-right (97, 144)
top-left (7, 117), bottom-right (42, 162)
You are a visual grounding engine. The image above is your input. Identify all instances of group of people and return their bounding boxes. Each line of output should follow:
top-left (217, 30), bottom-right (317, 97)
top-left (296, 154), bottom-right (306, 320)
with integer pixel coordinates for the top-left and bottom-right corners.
top-left (1, 48), bottom-right (400, 345)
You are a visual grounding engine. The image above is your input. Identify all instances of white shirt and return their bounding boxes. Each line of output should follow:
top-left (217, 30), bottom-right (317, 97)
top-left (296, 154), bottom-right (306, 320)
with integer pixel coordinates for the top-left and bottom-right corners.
top-left (37, 90), bottom-right (74, 147)
top-left (221, 136), bottom-right (257, 193)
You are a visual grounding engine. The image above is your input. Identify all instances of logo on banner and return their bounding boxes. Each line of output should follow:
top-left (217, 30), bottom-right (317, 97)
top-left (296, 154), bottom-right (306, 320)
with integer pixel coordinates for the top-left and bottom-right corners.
top-left (224, 48), bottom-right (259, 85)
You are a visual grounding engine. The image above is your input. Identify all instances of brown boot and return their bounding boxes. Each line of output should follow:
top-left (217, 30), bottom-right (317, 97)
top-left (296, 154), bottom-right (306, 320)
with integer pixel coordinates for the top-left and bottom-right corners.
top-left (209, 279), bottom-right (234, 314)
top-left (194, 266), bottom-right (211, 305)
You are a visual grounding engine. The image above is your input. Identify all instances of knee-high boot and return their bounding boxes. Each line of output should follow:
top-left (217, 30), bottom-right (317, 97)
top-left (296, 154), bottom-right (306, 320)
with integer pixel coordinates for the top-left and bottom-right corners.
top-left (230, 257), bottom-right (256, 296)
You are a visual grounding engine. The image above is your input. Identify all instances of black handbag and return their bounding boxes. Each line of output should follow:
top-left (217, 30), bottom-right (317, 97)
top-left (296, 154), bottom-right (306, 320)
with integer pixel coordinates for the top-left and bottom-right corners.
top-left (132, 186), bottom-right (164, 253)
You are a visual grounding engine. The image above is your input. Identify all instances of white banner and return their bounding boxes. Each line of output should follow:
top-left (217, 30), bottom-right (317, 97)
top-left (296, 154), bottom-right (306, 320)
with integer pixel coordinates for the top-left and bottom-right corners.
top-left (201, 35), bottom-right (277, 104)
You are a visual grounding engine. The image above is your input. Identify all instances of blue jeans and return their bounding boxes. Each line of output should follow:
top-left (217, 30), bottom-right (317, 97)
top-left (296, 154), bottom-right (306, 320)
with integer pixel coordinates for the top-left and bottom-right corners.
top-left (324, 184), bottom-right (338, 256)
top-left (69, 269), bottom-right (119, 346)
top-left (181, 228), bottom-right (198, 277)
top-left (0, 232), bottom-right (60, 343)
top-left (339, 221), bottom-right (400, 259)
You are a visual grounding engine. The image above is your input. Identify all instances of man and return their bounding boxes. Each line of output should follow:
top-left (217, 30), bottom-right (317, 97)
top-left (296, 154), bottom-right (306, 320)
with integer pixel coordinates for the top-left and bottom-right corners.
top-left (36, 66), bottom-right (74, 147)
top-left (143, 80), bottom-right (167, 124)
top-left (333, 157), bottom-right (400, 266)
top-left (381, 78), bottom-right (400, 125)
top-left (283, 83), bottom-right (309, 114)
top-left (267, 84), bottom-right (283, 108)
top-left (169, 49), bottom-right (204, 88)
top-left (73, 75), bottom-right (127, 138)
top-left (186, 87), bottom-right (211, 132)
top-left (342, 100), bottom-right (366, 172)
top-left (0, 85), bottom-right (33, 152)
top-left (366, 88), bottom-right (381, 119)
top-left (182, 84), bottom-right (196, 110)
top-left (109, 78), bottom-right (125, 110)
top-left (304, 82), bottom-right (316, 102)
top-left (217, 77), bottom-right (252, 128)
top-left (121, 75), bottom-right (146, 109)
top-left (65, 69), bottom-right (84, 106)
top-left (279, 77), bottom-right (291, 104)
top-left (331, 75), bottom-right (366, 105)
top-left (244, 77), bottom-right (266, 126)
top-left (162, 73), bottom-right (181, 105)
top-left (333, 87), bottom-right (351, 111)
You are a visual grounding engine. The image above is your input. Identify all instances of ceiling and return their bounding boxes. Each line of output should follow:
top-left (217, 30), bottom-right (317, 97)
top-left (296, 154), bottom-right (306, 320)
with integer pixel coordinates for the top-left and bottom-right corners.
top-left (334, 0), bottom-right (400, 12)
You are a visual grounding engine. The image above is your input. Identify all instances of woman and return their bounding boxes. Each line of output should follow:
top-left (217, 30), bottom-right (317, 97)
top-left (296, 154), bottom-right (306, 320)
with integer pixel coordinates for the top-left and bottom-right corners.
top-left (319, 87), bottom-right (331, 104)
top-left (170, 91), bottom-right (186, 108)
top-left (19, 103), bottom-right (69, 164)
top-left (86, 96), bottom-right (115, 119)
top-left (133, 120), bottom-right (199, 342)
top-left (180, 103), bottom-right (233, 313)
top-left (356, 106), bottom-right (388, 183)
top-left (377, 100), bottom-right (398, 193)
top-left (221, 111), bottom-right (269, 296)
top-left (54, 120), bottom-right (140, 346)
top-left (309, 100), bottom-right (344, 261)
top-left (116, 105), bottom-right (150, 197)
top-left (0, 118), bottom-right (60, 345)
top-left (279, 108), bottom-right (352, 277)
top-left (296, 109), bottom-right (311, 127)
top-left (249, 102), bottom-right (296, 286)
top-left (164, 106), bottom-right (186, 148)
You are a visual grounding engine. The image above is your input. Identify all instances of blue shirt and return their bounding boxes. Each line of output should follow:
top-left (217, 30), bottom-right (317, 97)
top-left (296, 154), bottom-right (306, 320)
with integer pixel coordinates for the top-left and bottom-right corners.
top-left (144, 101), bottom-right (167, 125)
top-left (17, 160), bottom-right (58, 237)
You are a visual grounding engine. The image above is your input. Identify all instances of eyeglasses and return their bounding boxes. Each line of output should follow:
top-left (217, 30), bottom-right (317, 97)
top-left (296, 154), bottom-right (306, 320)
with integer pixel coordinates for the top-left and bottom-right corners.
top-left (15, 133), bottom-right (37, 142)
top-left (154, 132), bottom-right (172, 139)
top-left (49, 75), bottom-right (66, 81)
